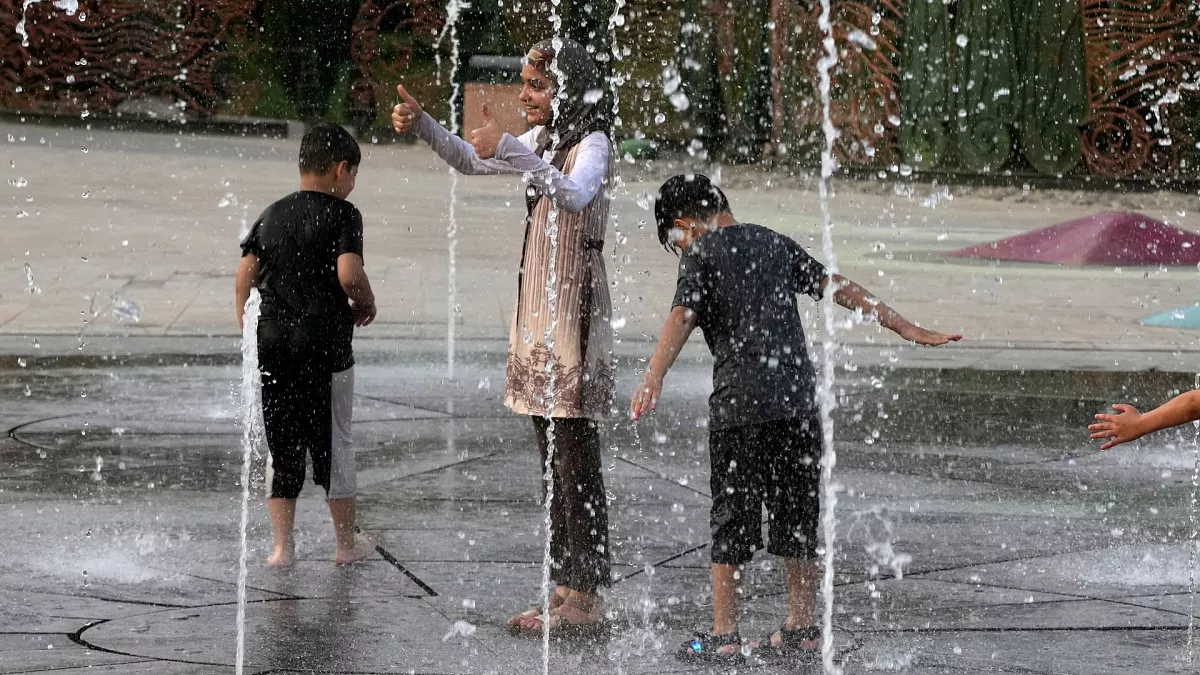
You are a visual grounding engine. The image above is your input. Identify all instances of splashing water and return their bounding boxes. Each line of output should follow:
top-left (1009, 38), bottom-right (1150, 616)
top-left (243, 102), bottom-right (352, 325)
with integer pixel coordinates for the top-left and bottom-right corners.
top-left (1189, 372), bottom-right (1200, 663)
top-left (814, 0), bottom-right (843, 670)
top-left (435, 0), bottom-right (467, 380)
top-left (23, 263), bottom-right (41, 294)
top-left (235, 290), bottom-right (263, 675)
top-left (15, 0), bottom-right (78, 47)
top-left (110, 296), bottom-right (140, 322)
top-left (537, 16), bottom-right (568, 675)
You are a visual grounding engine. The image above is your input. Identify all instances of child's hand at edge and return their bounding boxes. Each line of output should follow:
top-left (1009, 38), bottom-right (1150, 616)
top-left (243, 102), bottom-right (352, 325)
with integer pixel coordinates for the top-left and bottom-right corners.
top-left (1089, 404), bottom-right (1146, 450)
top-left (895, 321), bottom-right (962, 346)
top-left (631, 372), bottom-right (663, 421)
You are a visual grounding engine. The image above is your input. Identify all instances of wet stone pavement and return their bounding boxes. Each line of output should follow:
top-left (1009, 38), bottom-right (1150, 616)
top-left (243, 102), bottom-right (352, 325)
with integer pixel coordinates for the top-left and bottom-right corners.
top-left (3, 350), bottom-right (1200, 674)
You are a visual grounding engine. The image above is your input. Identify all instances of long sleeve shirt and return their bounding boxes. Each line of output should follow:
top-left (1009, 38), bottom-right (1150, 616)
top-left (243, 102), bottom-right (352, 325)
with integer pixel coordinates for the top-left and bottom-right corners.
top-left (412, 112), bottom-right (609, 213)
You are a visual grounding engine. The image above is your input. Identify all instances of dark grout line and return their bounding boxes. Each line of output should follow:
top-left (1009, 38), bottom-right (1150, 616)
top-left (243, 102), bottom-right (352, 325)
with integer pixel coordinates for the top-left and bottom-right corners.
top-left (358, 527), bottom-right (438, 597)
top-left (613, 455), bottom-right (712, 500)
top-left (144, 565), bottom-right (302, 600)
top-left (611, 543), bottom-right (711, 584)
top-left (356, 452), bottom-right (496, 491)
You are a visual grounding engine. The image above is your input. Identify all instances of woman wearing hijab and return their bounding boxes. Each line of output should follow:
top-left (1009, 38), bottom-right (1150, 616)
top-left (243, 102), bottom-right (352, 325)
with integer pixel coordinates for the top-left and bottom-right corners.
top-left (392, 38), bottom-right (614, 633)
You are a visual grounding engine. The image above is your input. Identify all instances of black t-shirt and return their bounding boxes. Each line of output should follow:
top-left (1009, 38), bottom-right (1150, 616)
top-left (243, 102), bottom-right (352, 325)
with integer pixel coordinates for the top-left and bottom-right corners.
top-left (671, 223), bottom-right (828, 430)
top-left (239, 191), bottom-right (364, 371)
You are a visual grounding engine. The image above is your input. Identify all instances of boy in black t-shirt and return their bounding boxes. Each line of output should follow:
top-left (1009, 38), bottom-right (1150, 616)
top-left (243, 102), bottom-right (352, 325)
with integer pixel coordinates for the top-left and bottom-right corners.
top-left (236, 123), bottom-right (378, 567)
top-left (632, 174), bottom-right (960, 663)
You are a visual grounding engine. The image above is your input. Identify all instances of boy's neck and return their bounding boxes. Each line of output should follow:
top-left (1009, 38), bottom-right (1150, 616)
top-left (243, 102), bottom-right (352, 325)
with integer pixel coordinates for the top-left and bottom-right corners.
top-left (711, 212), bottom-right (738, 228)
top-left (696, 212), bottom-right (738, 237)
top-left (299, 174), bottom-right (342, 198)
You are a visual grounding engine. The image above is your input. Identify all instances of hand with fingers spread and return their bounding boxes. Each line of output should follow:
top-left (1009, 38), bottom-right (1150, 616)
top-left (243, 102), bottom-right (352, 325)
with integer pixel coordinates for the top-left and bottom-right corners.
top-left (391, 84), bottom-right (424, 135)
top-left (469, 104), bottom-right (505, 159)
top-left (1089, 404), bottom-right (1146, 450)
top-left (631, 371), bottom-right (663, 421)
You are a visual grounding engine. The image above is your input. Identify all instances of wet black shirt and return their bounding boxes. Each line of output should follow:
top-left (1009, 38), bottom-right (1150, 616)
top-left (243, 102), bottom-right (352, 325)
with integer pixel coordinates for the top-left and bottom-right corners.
top-left (672, 223), bottom-right (828, 430)
top-left (240, 191), bottom-right (363, 371)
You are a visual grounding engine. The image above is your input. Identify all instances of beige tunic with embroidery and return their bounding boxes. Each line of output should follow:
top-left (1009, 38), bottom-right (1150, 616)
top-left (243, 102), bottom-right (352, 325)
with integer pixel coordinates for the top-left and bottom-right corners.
top-left (413, 114), bottom-right (615, 420)
top-left (505, 143), bottom-right (614, 419)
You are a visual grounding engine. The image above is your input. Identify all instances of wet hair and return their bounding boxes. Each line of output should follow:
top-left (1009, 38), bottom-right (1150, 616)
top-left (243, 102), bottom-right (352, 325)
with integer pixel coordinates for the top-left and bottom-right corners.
top-left (299, 123), bottom-right (361, 175)
top-left (654, 174), bottom-right (730, 252)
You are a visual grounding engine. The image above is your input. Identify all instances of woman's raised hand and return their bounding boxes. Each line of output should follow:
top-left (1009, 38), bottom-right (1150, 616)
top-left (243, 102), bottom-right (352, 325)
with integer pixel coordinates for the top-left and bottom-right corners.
top-left (392, 84), bottom-right (423, 134)
top-left (469, 104), bottom-right (505, 159)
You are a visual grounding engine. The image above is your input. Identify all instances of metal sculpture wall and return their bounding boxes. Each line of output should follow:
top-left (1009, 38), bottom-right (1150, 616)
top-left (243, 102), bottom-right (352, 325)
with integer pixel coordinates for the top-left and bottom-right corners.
top-left (346, 0), bottom-right (445, 131)
top-left (776, 0), bottom-right (1199, 178)
top-left (1080, 0), bottom-right (1200, 178)
top-left (0, 0), bottom-right (256, 117)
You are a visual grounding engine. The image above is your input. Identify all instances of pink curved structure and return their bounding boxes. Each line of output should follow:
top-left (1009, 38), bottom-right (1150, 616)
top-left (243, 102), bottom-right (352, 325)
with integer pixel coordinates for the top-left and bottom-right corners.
top-left (946, 211), bottom-right (1200, 266)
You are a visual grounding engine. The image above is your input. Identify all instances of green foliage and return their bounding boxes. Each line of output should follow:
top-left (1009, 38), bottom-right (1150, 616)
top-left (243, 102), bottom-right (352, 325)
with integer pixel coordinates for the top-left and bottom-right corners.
top-left (253, 79), bottom-right (300, 120)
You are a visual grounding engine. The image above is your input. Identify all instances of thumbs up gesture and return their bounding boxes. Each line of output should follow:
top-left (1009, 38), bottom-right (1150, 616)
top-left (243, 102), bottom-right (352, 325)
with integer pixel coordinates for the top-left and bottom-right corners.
top-left (392, 84), bottom-right (424, 134)
top-left (469, 104), bottom-right (504, 160)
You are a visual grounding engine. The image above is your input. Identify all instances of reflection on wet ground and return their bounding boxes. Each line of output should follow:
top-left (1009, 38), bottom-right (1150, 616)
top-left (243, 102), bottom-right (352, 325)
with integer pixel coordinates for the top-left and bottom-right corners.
top-left (2, 355), bottom-right (1197, 673)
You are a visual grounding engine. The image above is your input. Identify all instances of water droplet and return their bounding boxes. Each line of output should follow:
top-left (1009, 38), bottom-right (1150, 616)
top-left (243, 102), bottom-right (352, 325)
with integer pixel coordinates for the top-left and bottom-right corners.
top-left (111, 297), bottom-right (140, 322)
top-left (81, 145), bottom-right (88, 153)
top-left (23, 263), bottom-right (41, 294)
top-left (635, 192), bottom-right (653, 210)
top-left (654, 112), bottom-right (666, 124)
top-left (956, 34), bottom-right (968, 47)
top-left (8, 176), bottom-right (27, 187)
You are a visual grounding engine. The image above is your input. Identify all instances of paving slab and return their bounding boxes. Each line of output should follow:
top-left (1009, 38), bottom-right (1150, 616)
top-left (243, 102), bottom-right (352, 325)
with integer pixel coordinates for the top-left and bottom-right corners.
top-left (3, 348), bottom-right (1200, 672)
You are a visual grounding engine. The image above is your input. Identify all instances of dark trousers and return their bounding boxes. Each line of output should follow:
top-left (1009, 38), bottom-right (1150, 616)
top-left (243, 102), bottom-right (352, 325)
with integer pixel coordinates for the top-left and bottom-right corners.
top-left (531, 416), bottom-right (611, 594)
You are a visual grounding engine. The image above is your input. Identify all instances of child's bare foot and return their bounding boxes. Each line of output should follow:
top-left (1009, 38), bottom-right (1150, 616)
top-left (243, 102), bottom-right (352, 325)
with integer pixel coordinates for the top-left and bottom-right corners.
top-left (334, 533), bottom-right (376, 566)
top-left (508, 585), bottom-right (570, 627)
top-left (266, 545), bottom-right (295, 568)
top-left (516, 590), bottom-right (604, 632)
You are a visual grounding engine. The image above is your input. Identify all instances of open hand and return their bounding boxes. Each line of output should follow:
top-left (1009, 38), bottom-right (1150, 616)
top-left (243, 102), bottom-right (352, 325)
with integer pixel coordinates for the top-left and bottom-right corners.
top-left (631, 372), bottom-right (663, 421)
top-left (1089, 404), bottom-right (1145, 450)
top-left (896, 322), bottom-right (962, 346)
top-left (391, 84), bottom-right (424, 134)
top-left (469, 104), bottom-right (504, 159)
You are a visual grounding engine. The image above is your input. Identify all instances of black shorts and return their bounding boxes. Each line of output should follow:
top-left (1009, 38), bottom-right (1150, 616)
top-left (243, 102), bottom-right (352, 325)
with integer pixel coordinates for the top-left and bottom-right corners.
top-left (258, 319), bottom-right (356, 500)
top-left (709, 416), bottom-right (822, 565)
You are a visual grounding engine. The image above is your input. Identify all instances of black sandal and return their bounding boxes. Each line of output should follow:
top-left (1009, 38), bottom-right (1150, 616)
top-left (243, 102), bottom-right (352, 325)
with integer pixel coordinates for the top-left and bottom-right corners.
top-left (676, 631), bottom-right (744, 663)
top-left (755, 625), bottom-right (821, 658)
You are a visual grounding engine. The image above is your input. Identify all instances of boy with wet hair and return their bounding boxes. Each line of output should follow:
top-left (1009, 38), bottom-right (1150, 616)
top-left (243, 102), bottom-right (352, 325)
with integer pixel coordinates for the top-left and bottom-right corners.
top-left (236, 123), bottom-right (378, 567)
top-left (632, 174), bottom-right (959, 663)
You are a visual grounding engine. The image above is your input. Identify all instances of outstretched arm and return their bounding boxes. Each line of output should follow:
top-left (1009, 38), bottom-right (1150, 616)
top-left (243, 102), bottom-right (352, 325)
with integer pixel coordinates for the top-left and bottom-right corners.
top-left (493, 131), bottom-right (609, 212)
top-left (823, 274), bottom-right (961, 346)
top-left (1089, 391), bottom-right (1200, 450)
top-left (235, 253), bottom-right (260, 331)
top-left (392, 84), bottom-right (525, 176)
top-left (465, 105), bottom-right (609, 212)
top-left (631, 306), bottom-right (698, 419)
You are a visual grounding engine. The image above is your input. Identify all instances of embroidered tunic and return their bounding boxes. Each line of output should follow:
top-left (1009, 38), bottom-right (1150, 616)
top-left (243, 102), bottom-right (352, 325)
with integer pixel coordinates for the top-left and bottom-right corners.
top-left (414, 114), bottom-right (615, 419)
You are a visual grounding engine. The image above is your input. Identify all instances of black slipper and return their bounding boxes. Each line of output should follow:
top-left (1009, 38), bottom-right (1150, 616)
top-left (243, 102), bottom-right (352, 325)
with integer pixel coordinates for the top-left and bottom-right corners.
top-left (676, 631), bottom-right (744, 663)
top-left (756, 625), bottom-right (821, 658)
